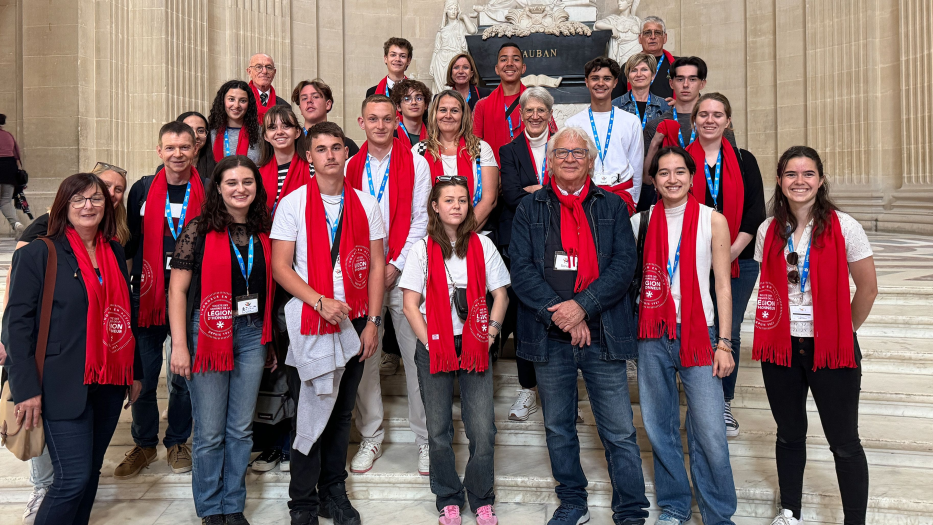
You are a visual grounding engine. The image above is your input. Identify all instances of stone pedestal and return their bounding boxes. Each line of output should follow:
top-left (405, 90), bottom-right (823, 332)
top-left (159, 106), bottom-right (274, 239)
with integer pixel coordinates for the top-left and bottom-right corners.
top-left (477, 5), bottom-right (596, 26)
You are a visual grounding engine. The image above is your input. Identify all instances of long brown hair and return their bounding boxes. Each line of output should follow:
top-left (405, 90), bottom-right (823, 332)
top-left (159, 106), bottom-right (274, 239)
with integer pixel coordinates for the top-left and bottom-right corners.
top-left (424, 90), bottom-right (481, 161)
top-left (427, 178), bottom-right (477, 260)
top-left (198, 156), bottom-right (271, 236)
top-left (771, 145), bottom-right (839, 245)
top-left (47, 173), bottom-right (117, 241)
top-left (258, 105), bottom-right (303, 167)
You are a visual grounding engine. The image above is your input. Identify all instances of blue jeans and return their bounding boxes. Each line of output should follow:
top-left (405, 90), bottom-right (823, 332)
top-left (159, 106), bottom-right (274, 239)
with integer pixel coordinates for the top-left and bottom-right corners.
top-left (130, 292), bottom-right (192, 449)
top-left (637, 325), bottom-right (736, 524)
top-left (36, 385), bottom-right (124, 525)
top-left (414, 339), bottom-right (496, 512)
top-left (712, 258), bottom-right (760, 401)
top-left (29, 447), bottom-right (54, 489)
top-left (534, 340), bottom-right (649, 524)
top-left (186, 311), bottom-right (266, 517)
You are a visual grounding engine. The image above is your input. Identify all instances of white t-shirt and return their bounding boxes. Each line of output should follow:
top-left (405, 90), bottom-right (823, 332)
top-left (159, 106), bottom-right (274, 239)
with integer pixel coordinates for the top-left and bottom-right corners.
top-left (631, 203), bottom-right (715, 325)
top-left (564, 107), bottom-right (644, 203)
top-left (270, 185), bottom-right (386, 302)
top-left (411, 140), bottom-right (498, 199)
top-left (754, 212), bottom-right (872, 337)
top-left (398, 234), bottom-right (511, 335)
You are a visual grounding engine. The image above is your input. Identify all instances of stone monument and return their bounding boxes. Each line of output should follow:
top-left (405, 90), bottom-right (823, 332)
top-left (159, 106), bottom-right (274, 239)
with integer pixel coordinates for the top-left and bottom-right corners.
top-left (472, 0), bottom-right (598, 27)
top-left (429, 0), bottom-right (479, 93)
top-left (593, 0), bottom-right (642, 67)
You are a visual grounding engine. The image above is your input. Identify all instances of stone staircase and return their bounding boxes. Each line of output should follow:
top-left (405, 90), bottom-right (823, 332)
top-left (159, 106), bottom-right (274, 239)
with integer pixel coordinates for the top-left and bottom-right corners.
top-left (1, 235), bottom-right (932, 524)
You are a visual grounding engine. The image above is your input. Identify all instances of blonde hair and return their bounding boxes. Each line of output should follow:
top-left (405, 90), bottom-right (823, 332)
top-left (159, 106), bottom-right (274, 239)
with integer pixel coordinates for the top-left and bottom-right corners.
top-left (690, 92), bottom-right (733, 124)
top-left (90, 165), bottom-right (131, 246)
top-left (623, 53), bottom-right (659, 79)
top-left (424, 90), bottom-right (481, 161)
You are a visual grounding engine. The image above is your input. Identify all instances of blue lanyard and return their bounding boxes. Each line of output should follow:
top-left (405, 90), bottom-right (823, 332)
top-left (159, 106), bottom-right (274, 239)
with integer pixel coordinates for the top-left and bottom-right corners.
top-left (365, 154), bottom-right (390, 203)
top-left (505, 104), bottom-right (515, 138)
top-left (384, 79), bottom-right (391, 97)
top-left (538, 144), bottom-right (548, 184)
top-left (588, 108), bottom-right (614, 172)
top-left (229, 232), bottom-right (254, 292)
top-left (667, 234), bottom-right (682, 284)
top-left (634, 94), bottom-right (651, 129)
top-left (787, 234), bottom-right (811, 293)
top-left (324, 193), bottom-right (344, 244)
top-left (473, 158), bottom-right (482, 206)
top-left (466, 88), bottom-right (472, 104)
top-left (671, 107), bottom-right (696, 147)
top-left (97, 273), bottom-right (103, 285)
top-left (165, 182), bottom-right (191, 240)
top-left (653, 53), bottom-right (666, 83)
top-left (223, 128), bottom-right (236, 157)
top-left (704, 150), bottom-right (722, 207)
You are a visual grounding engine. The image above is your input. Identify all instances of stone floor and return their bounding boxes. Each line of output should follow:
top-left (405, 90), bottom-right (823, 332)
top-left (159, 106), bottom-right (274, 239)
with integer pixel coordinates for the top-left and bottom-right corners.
top-left (1, 232), bottom-right (932, 524)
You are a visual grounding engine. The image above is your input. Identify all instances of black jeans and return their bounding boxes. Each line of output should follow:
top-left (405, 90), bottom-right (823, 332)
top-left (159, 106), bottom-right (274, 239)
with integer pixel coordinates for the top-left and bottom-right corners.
top-left (36, 384), bottom-right (125, 525)
top-left (500, 245), bottom-right (536, 389)
top-left (286, 319), bottom-right (366, 514)
top-left (760, 335), bottom-right (868, 524)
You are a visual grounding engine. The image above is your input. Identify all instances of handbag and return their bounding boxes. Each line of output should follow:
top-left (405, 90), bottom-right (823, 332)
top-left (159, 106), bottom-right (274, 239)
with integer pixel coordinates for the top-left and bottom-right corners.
top-left (253, 367), bottom-right (294, 425)
top-left (15, 168), bottom-right (28, 186)
top-left (0, 237), bottom-right (56, 461)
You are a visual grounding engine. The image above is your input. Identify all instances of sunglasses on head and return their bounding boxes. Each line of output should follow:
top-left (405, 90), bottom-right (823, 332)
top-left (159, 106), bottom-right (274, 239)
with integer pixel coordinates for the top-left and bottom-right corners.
top-left (434, 175), bottom-right (468, 185)
top-left (91, 161), bottom-right (127, 177)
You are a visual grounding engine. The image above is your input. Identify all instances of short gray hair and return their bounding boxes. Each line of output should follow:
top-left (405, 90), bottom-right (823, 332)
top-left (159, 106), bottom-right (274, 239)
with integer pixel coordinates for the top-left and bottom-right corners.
top-left (547, 127), bottom-right (597, 165)
top-left (641, 16), bottom-right (666, 33)
top-left (519, 87), bottom-right (554, 112)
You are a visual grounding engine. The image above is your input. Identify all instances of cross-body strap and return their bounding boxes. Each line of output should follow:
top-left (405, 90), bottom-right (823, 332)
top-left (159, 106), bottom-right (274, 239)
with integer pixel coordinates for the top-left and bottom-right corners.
top-left (35, 238), bottom-right (58, 382)
top-left (505, 97), bottom-right (521, 119)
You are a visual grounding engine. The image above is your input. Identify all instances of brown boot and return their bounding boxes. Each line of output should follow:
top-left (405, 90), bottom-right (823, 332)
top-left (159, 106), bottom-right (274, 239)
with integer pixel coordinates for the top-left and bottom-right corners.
top-left (167, 443), bottom-right (192, 474)
top-left (113, 446), bottom-right (157, 480)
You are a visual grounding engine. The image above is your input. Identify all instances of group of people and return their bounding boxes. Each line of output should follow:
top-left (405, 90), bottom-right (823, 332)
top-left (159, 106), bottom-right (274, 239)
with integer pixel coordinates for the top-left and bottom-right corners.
top-left (0, 14), bottom-right (878, 525)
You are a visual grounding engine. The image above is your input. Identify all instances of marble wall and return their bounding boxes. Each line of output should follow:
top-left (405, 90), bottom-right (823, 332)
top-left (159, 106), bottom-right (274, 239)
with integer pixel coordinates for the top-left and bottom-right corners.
top-left (0, 0), bottom-right (931, 233)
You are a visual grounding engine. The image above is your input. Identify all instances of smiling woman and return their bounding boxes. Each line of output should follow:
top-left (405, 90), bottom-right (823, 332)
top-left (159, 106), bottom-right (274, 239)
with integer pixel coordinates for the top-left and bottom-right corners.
top-left (208, 80), bottom-right (262, 164)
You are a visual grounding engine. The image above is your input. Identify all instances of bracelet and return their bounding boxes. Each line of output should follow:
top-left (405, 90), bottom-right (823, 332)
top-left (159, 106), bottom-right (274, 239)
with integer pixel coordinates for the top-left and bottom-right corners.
top-left (716, 337), bottom-right (733, 350)
top-left (489, 319), bottom-right (502, 332)
top-left (314, 295), bottom-right (324, 311)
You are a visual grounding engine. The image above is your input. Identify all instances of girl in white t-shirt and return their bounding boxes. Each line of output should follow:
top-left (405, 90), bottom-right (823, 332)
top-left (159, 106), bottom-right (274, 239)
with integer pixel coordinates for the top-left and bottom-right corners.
top-left (399, 177), bottom-right (510, 525)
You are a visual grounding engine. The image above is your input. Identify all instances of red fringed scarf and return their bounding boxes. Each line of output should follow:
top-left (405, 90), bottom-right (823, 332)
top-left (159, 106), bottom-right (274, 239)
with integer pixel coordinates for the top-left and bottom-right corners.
top-left (476, 83), bottom-right (526, 165)
top-left (551, 181), bottom-right (599, 293)
top-left (638, 196), bottom-right (712, 367)
top-left (396, 121), bottom-right (427, 150)
top-left (302, 178), bottom-right (371, 335)
top-left (250, 81), bottom-right (276, 123)
top-left (260, 153), bottom-right (310, 213)
top-left (375, 76), bottom-right (405, 97)
top-left (605, 179), bottom-right (636, 216)
top-left (687, 138), bottom-right (744, 277)
top-left (65, 228), bottom-right (135, 385)
top-left (346, 139), bottom-right (415, 263)
top-left (194, 229), bottom-right (275, 372)
top-left (426, 234), bottom-right (489, 373)
top-left (212, 125), bottom-right (250, 162)
top-left (753, 212), bottom-right (855, 370)
top-left (426, 137), bottom-right (478, 201)
top-left (139, 169), bottom-right (205, 327)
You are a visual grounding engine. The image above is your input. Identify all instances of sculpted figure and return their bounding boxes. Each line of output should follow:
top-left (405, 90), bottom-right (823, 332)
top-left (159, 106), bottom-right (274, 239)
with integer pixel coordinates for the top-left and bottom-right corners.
top-left (431, 0), bottom-right (478, 93)
top-left (594, 0), bottom-right (642, 66)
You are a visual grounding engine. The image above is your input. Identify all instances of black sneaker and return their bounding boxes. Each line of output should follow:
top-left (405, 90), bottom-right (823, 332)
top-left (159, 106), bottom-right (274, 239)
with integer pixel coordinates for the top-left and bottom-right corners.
top-left (202, 516), bottom-right (225, 525)
top-left (319, 493), bottom-right (361, 525)
top-left (224, 513), bottom-right (250, 525)
top-left (250, 448), bottom-right (282, 473)
top-left (289, 509), bottom-right (319, 525)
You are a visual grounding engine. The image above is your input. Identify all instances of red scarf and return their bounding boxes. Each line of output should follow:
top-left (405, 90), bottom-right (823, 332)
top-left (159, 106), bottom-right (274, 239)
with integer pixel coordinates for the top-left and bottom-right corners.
top-left (426, 234), bottom-right (489, 373)
top-left (687, 138), bottom-right (744, 277)
top-left (375, 75), bottom-right (405, 97)
top-left (302, 178), bottom-right (371, 335)
top-left (476, 83), bottom-right (526, 165)
top-left (346, 139), bottom-right (415, 264)
top-left (638, 196), bottom-right (712, 367)
top-left (259, 153), bottom-right (310, 213)
top-left (212, 126), bottom-right (250, 162)
top-left (627, 50), bottom-right (676, 97)
top-left (426, 137), bottom-right (479, 201)
top-left (524, 134), bottom-right (549, 186)
top-left (551, 181), bottom-right (599, 292)
top-left (603, 179), bottom-right (636, 216)
top-left (396, 121), bottom-right (427, 150)
top-left (194, 229), bottom-right (275, 372)
top-left (656, 119), bottom-right (686, 148)
top-left (249, 80), bottom-right (276, 123)
top-left (139, 169), bottom-right (205, 327)
top-left (65, 228), bottom-right (135, 385)
top-left (753, 213), bottom-right (855, 370)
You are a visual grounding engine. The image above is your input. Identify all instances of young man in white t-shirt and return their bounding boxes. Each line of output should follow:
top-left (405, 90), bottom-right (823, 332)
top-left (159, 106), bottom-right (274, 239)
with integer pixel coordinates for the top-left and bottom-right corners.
top-left (270, 122), bottom-right (386, 525)
top-left (565, 56), bottom-right (644, 215)
top-left (345, 95), bottom-right (434, 476)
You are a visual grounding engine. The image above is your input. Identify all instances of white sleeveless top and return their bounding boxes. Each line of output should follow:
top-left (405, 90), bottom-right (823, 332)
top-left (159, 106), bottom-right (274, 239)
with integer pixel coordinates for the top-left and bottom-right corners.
top-left (632, 202), bottom-right (715, 325)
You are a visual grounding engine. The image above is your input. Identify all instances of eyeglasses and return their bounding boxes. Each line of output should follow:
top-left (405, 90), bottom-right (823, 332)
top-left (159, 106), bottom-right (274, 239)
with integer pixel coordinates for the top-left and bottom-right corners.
top-left (402, 96), bottom-right (425, 104)
top-left (434, 176), bottom-right (468, 184)
top-left (70, 194), bottom-right (107, 208)
top-left (553, 148), bottom-right (588, 160)
top-left (641, 30), bottom-right (665, 37)
top-left (250, 65), bottom-right (276, 73)
top-left (786, 252), bottom-right (800, 284)
top-left (91, 161), bottom-right (127, 177)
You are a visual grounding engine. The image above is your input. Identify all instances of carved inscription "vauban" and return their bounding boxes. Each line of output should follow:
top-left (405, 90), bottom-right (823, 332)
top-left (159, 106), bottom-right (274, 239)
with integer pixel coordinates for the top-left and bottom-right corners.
top-left (523, 49), bottom-right (558, 58)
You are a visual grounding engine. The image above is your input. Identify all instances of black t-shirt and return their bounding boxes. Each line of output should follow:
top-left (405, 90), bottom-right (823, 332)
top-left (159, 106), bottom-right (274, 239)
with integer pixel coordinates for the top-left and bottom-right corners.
top-left (19, 213), bottom-right (50, 244)
top-left (699, 148), bottom-right (766, 260)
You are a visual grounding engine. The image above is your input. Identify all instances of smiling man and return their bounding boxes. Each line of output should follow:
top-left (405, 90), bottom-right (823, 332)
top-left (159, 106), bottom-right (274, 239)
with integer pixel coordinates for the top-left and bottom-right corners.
top-left (247, 53), bottom-right (289, 122)
top-left (366, 38), bottom-right (414, 98)
top-left (292, 78), bottom-right (361, 158)
top-left (473, 43), bottom-right (528, 166)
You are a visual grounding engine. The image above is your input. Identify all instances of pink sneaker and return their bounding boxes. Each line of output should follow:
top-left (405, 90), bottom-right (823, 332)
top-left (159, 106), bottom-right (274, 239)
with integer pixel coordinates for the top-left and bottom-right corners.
top-left (438, 505), bottom-right (461, 525)
top-left (476, 505), bottom-right (498, 525)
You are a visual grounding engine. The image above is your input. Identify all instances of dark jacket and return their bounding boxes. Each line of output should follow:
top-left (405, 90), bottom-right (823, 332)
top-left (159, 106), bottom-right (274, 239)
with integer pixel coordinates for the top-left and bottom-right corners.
top-left (509, 183), bottom-right (638, 362)
top-left (2, 237), bottom-right (142, 420)
top-left (498, 133), bottom-right (542, 247)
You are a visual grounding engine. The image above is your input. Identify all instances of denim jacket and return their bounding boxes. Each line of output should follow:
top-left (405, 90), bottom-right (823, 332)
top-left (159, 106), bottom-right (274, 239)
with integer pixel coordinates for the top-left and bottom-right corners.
top-left (612, 91), bottom-right (670, 125)
top-left (509, 183), bottom-right (638, 362)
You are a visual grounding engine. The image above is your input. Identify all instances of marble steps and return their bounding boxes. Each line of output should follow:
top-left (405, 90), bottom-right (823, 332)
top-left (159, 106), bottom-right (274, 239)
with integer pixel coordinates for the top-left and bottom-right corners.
top-left (742, 302), bottom-right (933, 337)
top-left (748, 284), bottom-right (933, 307)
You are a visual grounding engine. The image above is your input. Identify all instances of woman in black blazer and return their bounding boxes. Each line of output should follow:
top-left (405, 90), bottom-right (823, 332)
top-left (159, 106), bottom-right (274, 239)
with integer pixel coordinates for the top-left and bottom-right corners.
top-left (442, 53), bottom-right (491, 112)
top-left (3, 173), bottom-right (142, 525)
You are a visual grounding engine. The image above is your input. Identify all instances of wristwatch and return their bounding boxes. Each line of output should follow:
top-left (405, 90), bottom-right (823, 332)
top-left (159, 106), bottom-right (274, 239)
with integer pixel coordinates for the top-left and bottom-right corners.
top-left (367, 315), bottom-right (383, 327)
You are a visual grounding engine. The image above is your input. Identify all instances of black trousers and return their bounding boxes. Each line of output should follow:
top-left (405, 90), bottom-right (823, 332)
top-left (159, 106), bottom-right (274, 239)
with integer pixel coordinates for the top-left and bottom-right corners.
top-left (499, 244), bottom-right (537, 389)
top-left (286, 318), bottom-right (367, 513)
top-left (760, 335), bottom-right (868, 524)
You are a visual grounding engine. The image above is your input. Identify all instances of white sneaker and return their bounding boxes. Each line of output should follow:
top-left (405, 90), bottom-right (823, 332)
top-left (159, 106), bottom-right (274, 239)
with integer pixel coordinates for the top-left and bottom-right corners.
top-left (379, 353), bottom-right (401, 375)
top-left (771, 509), bottom-right (802, 524)
top-left (418, 443), bottom-right (430, 476)
top-left (13, 222), bottom-right (25, 241)
top-left (350, 439), bottom-right (382, 473)
top-left (22, 486), bottom-right (47, 525)
top-left (508, 389), bottom-right (538, 421)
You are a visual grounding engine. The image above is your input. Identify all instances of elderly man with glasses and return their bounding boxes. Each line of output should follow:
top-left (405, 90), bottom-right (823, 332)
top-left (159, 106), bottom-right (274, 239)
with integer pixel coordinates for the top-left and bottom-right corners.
top-left (611, 15), bottom-right (676, 102)
top-left (508, 127), bottom-right (649, 525)
top-left (247, 53), bottom-right (290, 122)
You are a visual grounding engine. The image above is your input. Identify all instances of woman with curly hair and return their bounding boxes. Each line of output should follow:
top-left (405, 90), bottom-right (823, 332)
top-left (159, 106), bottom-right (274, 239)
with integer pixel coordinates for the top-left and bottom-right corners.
top-left (167, 155), bottom-right (275, 525)
top-left (209, 81), bottom-right (262, 164)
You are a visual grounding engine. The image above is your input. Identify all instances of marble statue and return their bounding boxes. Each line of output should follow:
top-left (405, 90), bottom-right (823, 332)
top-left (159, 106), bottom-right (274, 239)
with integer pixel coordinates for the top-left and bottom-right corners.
top-left (473, 0), bottom-right (598, 25)
top-left (430, 0), bottom-right (478, 93)
top-left (594, 0), bottom-right (642, 66)
top-left (481, 1), bottom-right (592, 39)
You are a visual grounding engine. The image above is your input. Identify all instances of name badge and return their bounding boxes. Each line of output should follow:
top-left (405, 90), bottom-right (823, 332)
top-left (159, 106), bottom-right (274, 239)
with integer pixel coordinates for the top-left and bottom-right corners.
top-left (592, 171), bottom-right (619, 187)
top-left (554, 251), bottom-right (577, 271)
top-left (235, 293), bottom-right (259, 317)
top-left (790, 305), bottom-right (813, 322)
top-left (333, 256), bottom-right (342, 279)
top-left (165, 252), bottom-right (173, 270)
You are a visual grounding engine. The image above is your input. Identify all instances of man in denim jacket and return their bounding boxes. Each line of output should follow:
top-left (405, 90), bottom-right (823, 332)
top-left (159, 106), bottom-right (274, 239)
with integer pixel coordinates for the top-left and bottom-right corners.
top-left (509, 127), bottom-right (649, 525)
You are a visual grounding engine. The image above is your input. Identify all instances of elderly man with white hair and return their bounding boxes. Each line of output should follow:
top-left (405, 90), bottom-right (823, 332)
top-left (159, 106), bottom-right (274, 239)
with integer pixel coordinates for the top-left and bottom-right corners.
top-left (247, 53), bottom-right (290, 122)
top-left (508, 126), bottom-right (649, 525)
